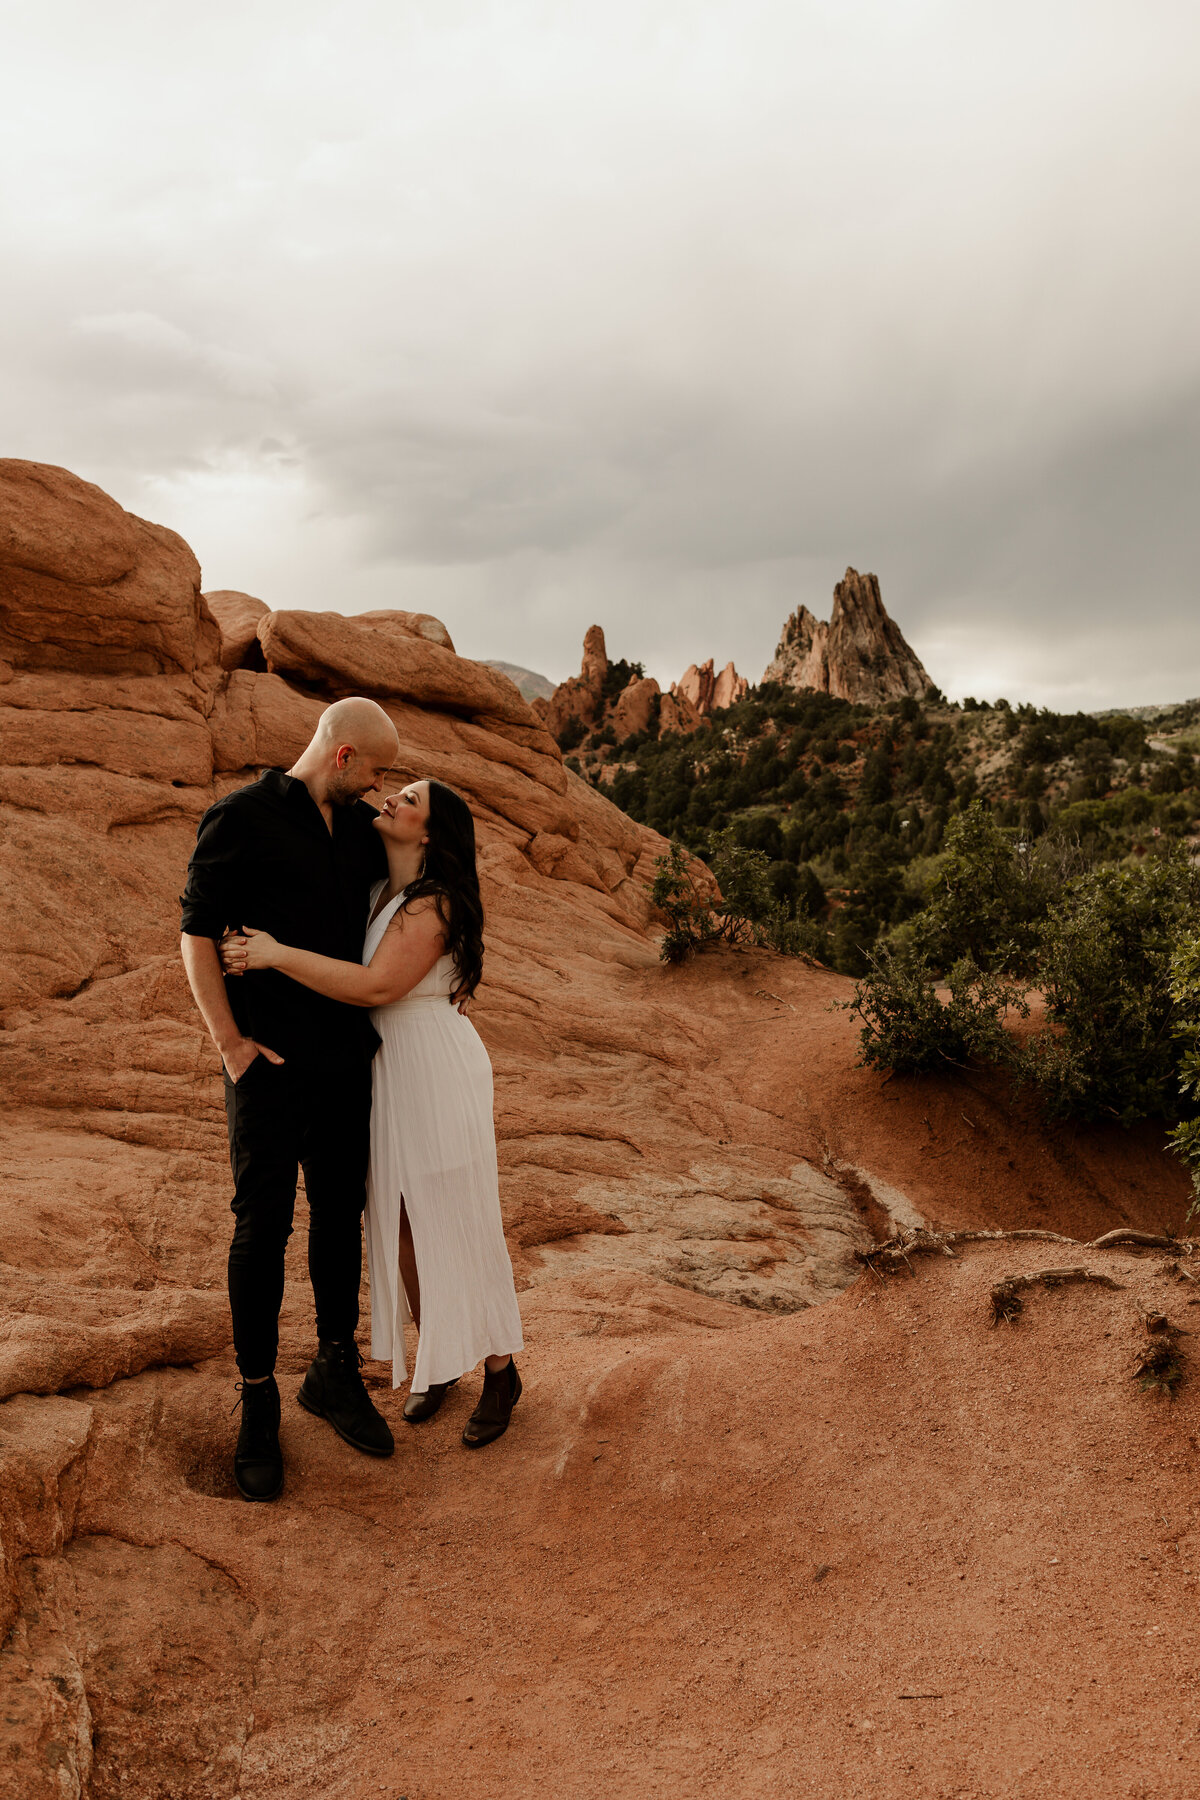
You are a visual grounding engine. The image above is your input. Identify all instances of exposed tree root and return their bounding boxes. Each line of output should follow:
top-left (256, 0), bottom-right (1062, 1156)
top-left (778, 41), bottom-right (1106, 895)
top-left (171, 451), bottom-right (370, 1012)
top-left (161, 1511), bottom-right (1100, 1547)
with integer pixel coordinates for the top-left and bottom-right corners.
top-left (989, 1267), bottom-right (1124, 1326)
top-left (854, 1227), bottom-right (1199, 1345)
top-left (856, 1225), bottom-right (1198, 1281)
top-left (1090, 1230), bottom-right (1188, 1252)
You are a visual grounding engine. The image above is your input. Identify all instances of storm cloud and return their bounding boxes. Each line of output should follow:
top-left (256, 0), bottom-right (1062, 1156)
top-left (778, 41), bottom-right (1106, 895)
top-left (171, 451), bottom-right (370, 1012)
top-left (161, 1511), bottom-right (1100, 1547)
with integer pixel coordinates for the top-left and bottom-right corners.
top-left (3, 0), bottom-right (1198, 706)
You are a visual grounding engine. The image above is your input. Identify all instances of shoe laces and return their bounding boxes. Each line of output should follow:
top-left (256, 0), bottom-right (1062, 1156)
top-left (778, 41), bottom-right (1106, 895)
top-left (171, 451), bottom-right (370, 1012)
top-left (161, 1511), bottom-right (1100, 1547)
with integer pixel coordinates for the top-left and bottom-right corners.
top-left (231, 1377), bottom-right (275, 1414)
top-left (322, 1341), bottom-right (369, 1390)
top-left (232, 1380), bottom-right (278, 1454)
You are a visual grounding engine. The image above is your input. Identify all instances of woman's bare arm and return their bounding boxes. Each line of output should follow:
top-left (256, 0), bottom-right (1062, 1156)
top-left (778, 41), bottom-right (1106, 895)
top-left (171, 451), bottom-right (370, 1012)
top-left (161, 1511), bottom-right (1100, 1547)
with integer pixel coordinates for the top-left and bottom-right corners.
top-left (227, 899), bottom-right (446, 1008)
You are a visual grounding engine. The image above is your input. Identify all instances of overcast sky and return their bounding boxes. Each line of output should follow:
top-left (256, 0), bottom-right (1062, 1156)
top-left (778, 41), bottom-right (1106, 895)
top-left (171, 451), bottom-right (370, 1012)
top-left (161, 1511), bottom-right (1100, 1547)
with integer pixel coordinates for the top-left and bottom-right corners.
top-left (3, 1), bottom-right (1198, 708)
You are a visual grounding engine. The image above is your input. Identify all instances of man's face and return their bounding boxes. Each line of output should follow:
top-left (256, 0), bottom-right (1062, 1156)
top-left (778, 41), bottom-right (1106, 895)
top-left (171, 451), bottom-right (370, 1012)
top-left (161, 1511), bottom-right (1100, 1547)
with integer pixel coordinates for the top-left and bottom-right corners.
top-left (328, 741), bottom-right (396, 805)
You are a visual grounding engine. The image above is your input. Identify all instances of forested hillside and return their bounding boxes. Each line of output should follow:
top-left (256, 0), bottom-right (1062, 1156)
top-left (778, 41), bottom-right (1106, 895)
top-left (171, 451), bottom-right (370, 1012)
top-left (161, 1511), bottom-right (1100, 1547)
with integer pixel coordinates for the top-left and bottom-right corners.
top-left (568, 680), bottom-right (1200, 972)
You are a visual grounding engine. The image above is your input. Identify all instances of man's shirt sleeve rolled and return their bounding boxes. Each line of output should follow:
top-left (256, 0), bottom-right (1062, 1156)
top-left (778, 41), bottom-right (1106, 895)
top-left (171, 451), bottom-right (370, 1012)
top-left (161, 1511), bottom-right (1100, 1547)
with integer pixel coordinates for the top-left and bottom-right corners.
top-left (180, 804), bottom-right (240, 940)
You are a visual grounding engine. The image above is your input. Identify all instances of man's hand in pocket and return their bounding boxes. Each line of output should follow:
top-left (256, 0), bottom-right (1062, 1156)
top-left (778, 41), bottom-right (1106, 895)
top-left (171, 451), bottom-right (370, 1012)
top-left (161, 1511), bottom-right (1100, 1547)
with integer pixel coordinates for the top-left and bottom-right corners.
top-left (222, 1036), bottom-right (285, 1083)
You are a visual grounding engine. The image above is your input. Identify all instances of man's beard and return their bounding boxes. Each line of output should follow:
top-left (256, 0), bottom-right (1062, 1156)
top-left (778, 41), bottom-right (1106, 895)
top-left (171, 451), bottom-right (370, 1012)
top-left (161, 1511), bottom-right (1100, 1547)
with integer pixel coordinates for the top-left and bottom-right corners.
top-left (328, 772), bottom-right (369, 806)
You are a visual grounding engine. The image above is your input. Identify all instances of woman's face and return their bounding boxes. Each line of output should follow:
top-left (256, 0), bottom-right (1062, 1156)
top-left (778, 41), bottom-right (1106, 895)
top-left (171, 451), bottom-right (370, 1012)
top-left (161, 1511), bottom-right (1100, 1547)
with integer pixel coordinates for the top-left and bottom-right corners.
top-left (376, 780), bottom-right (431, 848)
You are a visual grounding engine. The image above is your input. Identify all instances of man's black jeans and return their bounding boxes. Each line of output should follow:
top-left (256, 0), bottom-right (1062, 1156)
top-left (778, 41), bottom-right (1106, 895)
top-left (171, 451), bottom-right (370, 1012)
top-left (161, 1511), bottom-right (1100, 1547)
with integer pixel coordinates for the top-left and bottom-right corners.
top-left (223, 1052), bottom-right (373, 1377)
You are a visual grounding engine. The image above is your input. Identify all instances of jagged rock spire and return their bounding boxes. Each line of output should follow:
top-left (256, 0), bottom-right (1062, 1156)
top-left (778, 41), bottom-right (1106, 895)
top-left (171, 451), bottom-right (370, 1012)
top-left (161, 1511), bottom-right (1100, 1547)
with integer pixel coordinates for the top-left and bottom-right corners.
top-left (763, 569), bottom-right (931, 704)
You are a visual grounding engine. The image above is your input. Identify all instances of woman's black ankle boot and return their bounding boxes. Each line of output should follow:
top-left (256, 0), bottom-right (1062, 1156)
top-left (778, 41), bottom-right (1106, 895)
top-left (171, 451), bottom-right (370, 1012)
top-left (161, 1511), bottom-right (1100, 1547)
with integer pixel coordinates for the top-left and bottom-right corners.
top-left (462, 1359), bottom-right (521, 1448)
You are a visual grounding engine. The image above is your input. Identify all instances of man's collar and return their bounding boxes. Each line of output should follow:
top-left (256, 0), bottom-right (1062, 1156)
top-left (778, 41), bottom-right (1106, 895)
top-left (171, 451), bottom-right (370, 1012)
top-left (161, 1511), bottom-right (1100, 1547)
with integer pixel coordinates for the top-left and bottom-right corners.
top-left (261, 767), bottom-right (327, 825)
top-left (261, 767), bottom-right (373, 832)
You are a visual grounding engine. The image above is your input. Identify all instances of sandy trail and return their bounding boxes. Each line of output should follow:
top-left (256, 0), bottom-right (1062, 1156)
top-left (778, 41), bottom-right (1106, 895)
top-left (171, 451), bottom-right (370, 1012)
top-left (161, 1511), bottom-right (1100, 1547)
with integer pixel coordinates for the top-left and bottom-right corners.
top-left (23, 1235), bottom-right (1195, 1800)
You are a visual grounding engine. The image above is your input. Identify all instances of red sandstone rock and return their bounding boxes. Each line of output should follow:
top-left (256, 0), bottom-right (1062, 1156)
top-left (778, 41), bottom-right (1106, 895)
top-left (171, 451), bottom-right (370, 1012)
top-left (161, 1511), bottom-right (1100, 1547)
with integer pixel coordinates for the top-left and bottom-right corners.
top-left (609, 674), bottom-right (660, 740)
top-left (202, 589), bottom-right (269, 671)
top-left (764, 568), bottom-right (932, 704)
top-left (658, 688), bottom-right (702, 734)
top-left (0, 460), bottom-right (217, 675)
top-left (763, 603), bottom-right (829, 691)
top-left (542, 630), bottom-right (747, 750)
top-left (673, 657), bottom-right (748, 715)
top-left (541, 623), bottom-right (608, 742)
top-left (258, 608), bottom-right (538, 730)
top-left (357, 607), bottom-right (456, 652)
top-left (0, 461), bottom-right (1192, 1798)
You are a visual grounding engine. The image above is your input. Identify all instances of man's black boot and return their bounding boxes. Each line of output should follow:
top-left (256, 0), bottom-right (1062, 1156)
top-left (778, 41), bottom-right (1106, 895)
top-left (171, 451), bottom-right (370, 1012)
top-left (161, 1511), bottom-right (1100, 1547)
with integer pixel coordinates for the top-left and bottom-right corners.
top-left (233, 1375), bottom-right (284, 1501)
top-left (297, 1340), bottom-right (395, 1457)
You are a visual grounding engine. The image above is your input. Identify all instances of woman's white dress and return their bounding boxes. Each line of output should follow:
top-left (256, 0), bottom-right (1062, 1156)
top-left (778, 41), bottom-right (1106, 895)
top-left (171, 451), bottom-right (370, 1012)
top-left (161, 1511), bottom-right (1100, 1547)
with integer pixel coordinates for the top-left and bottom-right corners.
top-left (362, 883), bottom-right (524, 1391)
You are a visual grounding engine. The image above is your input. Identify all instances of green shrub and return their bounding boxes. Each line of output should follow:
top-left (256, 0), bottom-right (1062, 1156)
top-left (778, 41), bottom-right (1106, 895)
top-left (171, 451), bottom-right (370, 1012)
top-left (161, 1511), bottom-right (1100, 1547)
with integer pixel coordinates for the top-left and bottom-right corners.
top-left (649, 841), bottom-right (708, 963)
top-left (1166, 932), bottom-right (1200, 1216)
top-left (837, 949), bottom-right (1027, 1075)
top-left (600, 657), bottom-right (645, 707)
top-left (907, 799), bottom-right (1056, 976)
top-left (648, 832), bottom-right (822, 963)
top-left (1017, 849), bottom-right (1200, 1125)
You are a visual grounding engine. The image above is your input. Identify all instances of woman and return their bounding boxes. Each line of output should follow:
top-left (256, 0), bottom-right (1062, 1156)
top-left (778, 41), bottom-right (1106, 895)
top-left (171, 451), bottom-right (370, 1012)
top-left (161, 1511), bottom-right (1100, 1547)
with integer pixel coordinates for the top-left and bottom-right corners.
top-left (220, 778), bottom-right (524, 1448)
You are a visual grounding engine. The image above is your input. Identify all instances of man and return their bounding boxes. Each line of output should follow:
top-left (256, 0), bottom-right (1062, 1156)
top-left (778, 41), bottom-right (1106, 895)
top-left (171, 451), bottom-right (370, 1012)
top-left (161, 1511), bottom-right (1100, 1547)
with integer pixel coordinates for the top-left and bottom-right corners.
top-left (180, 696), bottom-right (401, 1501)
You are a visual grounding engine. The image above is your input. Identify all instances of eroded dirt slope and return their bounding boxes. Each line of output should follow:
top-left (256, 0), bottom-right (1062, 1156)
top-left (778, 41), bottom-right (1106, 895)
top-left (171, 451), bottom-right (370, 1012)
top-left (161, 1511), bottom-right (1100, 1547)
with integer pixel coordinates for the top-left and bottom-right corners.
top-left (6, 1238), bottom-right (1200, 1800)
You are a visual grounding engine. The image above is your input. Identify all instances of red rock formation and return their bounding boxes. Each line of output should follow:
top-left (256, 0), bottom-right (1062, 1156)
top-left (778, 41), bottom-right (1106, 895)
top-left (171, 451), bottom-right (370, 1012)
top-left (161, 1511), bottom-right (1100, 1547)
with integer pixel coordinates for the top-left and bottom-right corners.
top-left (763, 603), bottom-right (829, 692)
top-left (539, 623), bottom-right (609, 741)
top-left (202, 590), bottom-right (268, 670)
top-left (658, 688), bottom-right (702, 734)
top-left (0, 460), bottom-right (217, 675)
top-left (0, 461), bottom-right (1190, 1797)
top-left (609, 674), bottom-right (660, 740)
top-left (673, 657), bottom-right (749, 716)
top-left (539, 630), bottom-right (747, 751)
top-left (764, 568), bottom-right (932, 704)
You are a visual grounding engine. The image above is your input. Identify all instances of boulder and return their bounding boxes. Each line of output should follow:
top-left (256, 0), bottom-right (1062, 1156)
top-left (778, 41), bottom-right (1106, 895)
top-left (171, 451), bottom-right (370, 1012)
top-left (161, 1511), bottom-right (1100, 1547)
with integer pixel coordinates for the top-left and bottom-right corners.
top-left (0, 461), bottom-right (217, 675)
top-left (206, 670), bottom-right (324, 773)
top-left (0, 704), bottom-right (212, 786)
top-left (357, 608), bottom-right (456, 652)
top-left (610, 675), bottom-right (661, 741)
top-left (257, 609), bottom-right (534, 728)
top-left (202, 590), bottom-right (268, 671)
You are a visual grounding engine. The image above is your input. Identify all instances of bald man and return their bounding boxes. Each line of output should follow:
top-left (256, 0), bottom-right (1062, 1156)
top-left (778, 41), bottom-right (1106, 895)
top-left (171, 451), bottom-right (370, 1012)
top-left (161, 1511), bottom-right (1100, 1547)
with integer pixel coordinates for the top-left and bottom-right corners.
top-left (181, 697), bottom-right (401, 1500)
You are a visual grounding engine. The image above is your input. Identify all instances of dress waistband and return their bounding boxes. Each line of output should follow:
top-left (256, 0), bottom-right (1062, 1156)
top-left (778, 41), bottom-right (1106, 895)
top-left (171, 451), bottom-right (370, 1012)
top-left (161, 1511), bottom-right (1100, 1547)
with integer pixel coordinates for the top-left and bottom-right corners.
top-left (392, 993), bottom-right (456, 1008)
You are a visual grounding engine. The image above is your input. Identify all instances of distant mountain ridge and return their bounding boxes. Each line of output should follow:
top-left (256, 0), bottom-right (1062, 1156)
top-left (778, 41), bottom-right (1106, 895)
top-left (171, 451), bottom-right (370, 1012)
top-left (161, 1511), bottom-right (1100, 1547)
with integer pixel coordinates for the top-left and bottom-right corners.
top-left (483, 659), bottom-right (555, 702)
top-left (1092, 699), bottom-right (1200, 722)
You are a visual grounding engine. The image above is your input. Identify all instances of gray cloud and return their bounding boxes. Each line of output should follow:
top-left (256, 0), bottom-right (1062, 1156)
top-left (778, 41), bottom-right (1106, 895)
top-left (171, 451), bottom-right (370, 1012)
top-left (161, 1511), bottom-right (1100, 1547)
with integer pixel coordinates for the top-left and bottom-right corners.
top-left (2, 0), bottom-right (1198, 706)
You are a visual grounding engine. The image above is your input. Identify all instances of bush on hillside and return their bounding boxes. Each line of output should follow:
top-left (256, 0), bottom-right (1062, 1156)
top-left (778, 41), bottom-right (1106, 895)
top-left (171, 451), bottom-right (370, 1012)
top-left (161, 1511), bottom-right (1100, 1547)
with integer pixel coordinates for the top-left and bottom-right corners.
top-left (905, 800), bottom-right (1062, 977)
top-left (1166, 933), bottom-right (1200, 1217)
top-left (649, 833), bottom-right (824, 964)
top-left (839, 948), bottom-right (1028, 1075)
top-left (842, 841), bottom-right (1200, 1167)
top-left (1018, 849), bottom-right (1200, 1125)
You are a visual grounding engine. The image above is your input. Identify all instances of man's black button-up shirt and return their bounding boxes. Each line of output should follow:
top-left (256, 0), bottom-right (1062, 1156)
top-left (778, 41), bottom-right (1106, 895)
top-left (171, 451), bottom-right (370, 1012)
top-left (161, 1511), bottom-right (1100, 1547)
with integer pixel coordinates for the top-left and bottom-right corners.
top-left (180, 768), bottom-right (388, 1065)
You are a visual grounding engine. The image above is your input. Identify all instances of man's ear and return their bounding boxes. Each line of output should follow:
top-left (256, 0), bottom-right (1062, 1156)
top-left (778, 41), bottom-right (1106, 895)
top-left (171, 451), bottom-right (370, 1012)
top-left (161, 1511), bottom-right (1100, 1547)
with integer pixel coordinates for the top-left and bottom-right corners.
top-left (336, 744), bottom-right (354, 769)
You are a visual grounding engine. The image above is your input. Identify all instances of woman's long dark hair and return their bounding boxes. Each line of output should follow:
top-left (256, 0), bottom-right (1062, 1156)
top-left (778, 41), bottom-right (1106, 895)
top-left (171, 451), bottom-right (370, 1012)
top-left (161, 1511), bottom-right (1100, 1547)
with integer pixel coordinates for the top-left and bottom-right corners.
top-left (401, 780), bottom-right (484, 1002)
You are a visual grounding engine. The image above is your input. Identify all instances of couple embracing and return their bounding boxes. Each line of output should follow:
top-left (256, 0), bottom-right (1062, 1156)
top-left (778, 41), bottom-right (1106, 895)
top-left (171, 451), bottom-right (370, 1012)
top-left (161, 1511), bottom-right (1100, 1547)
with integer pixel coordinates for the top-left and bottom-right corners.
top-left (180, 698), bottom-right (524, 1502)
